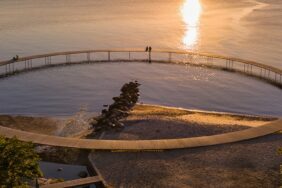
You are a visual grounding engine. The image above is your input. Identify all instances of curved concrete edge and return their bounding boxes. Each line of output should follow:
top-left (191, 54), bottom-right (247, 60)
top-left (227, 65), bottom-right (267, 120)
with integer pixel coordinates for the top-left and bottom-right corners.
top-left (0, 118), bottom-right (281, 150)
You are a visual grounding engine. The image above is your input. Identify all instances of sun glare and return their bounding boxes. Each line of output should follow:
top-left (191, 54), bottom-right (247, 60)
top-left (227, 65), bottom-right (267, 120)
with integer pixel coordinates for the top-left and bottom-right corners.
top-left (181, 0), bottom-right (202, 49)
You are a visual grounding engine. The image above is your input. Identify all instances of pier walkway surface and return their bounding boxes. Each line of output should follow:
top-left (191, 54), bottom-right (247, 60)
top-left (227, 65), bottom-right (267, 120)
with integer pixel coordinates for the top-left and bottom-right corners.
top-left (0, 118), bottom-right (281, 150)
top-left (41, 176), bottom-right (101, 188)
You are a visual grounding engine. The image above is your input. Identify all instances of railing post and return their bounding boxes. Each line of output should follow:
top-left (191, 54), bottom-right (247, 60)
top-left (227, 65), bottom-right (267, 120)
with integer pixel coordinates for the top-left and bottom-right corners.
top-left (108, 51), bottom-right (111, 61)
top-left (190, 54), bottom-right (194, 64)
top-left (206, 56), bottom-right (212, 65)
top-left (87, 52), bottom-right (90, 62)
top-left (169, 52), bottom-right (172, 63)
top-left (128, 52), bottom-right (131, 60)
top-left (44, 56), bottom-right (51, 65)
top-left (66, 55), bottom-right (71, 63)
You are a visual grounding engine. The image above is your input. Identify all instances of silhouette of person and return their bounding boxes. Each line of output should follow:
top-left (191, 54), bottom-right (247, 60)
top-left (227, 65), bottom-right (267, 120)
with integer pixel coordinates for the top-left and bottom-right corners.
top-left (145, 46), bottom-right (149, 52)
top-left (148, 46), bottom-right (152, 63)
top-left (12, 55), bottom-right (19, 62)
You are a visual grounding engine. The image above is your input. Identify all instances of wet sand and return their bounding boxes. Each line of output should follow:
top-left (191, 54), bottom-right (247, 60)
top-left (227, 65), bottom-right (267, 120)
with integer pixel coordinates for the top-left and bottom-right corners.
top-left (0, 115), bottom-right (63, 135)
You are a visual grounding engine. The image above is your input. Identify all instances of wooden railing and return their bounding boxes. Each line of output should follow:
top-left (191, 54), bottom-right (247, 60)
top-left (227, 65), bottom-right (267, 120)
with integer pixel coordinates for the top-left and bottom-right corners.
top-left (0, 49), bottom-right (281, 88)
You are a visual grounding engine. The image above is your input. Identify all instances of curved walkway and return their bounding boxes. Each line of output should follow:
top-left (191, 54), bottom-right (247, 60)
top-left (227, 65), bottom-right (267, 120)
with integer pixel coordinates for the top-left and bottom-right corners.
top-left (0, 49), bottom-right (281, 88)
top-left (0, 118), bottom-right (281, 150)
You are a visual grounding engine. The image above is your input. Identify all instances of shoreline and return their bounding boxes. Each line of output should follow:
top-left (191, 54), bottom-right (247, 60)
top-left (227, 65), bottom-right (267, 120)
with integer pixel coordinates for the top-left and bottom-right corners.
top-left (138, 103), bottom-right (278, 119)
top-left (0, 104), bottom-right (277, 137)
top-left (0, 104), bottom-right (280, 150)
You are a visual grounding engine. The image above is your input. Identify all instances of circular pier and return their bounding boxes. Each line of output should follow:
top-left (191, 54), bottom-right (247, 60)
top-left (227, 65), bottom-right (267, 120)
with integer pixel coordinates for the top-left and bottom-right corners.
top-left (0, 49), bottom-right (281, 150)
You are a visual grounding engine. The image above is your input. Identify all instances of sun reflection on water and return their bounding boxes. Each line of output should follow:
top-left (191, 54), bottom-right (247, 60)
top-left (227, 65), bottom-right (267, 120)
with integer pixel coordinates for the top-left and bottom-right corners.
top-left (181, 0), bottom-right (202, 49)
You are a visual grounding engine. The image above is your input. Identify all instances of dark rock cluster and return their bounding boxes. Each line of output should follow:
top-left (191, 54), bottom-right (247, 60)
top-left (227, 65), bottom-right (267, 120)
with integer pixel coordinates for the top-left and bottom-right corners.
top-left (92, 81), bottom-right (140, 132)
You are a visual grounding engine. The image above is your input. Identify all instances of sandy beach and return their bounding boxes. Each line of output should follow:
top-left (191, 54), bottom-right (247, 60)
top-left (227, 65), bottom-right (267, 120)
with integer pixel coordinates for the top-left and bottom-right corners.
top-left (0, 115), bottom-right (63, 135)
top-left (99, 104), bottom-right (276, 140)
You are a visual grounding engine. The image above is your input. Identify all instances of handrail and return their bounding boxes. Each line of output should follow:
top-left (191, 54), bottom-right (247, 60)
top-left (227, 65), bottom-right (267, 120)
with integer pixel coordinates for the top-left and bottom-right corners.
top-left (0, 49), bottom-right (281, 73)
top-left (0, 49), bottom-right (281, 87)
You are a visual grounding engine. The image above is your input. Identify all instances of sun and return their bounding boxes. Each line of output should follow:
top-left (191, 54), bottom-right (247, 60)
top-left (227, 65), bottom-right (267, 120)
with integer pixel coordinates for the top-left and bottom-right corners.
top-left (181, 0), bottom-right (202, 48)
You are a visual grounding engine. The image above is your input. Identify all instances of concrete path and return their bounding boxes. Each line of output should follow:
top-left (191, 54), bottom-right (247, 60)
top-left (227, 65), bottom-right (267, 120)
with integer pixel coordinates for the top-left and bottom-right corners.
top-left (0, 119), bottom-right (281, 150)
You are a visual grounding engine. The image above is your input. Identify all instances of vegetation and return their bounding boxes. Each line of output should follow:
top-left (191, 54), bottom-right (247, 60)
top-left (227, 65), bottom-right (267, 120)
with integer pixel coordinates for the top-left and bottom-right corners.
top-left (92, 81), bottom-right (141, 131)
top-left (0, 136), bottom-right (42, 188)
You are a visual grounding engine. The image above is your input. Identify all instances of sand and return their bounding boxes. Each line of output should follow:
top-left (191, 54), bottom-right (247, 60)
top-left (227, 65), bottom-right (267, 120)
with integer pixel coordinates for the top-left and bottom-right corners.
top-left (100, 104), bottom-right (275, 140)
top-left (0, 109), bottom-right (93, 137)
top-left (0, 115), bottom-right (63, 135)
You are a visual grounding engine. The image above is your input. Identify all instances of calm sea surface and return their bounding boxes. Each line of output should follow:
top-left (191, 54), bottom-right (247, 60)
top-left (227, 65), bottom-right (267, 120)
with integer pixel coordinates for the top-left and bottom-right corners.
top-left (0, 0), bottom-right (281, 116)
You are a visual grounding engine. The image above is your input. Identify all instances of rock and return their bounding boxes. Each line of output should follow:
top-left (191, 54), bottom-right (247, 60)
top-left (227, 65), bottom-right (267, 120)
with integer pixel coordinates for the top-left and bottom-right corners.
top-left (78, 171), bottom-right (88, 178)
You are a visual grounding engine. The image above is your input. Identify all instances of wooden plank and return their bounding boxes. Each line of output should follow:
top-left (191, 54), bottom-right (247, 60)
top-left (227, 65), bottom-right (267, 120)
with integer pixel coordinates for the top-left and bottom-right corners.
top-left (41, 176), bottom-right (101, 188)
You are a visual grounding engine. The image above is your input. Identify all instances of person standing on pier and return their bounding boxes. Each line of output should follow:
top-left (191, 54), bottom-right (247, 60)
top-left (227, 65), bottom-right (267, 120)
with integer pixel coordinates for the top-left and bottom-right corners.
top-left (145, 46), bottom-right (152, 63)
top-left (12, 55), bottom-right (19, 62)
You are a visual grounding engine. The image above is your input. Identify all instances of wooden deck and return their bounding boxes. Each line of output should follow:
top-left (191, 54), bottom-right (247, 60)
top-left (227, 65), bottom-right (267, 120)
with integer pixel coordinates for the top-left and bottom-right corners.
top-left (41, 176), bottom-right (101, 188)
